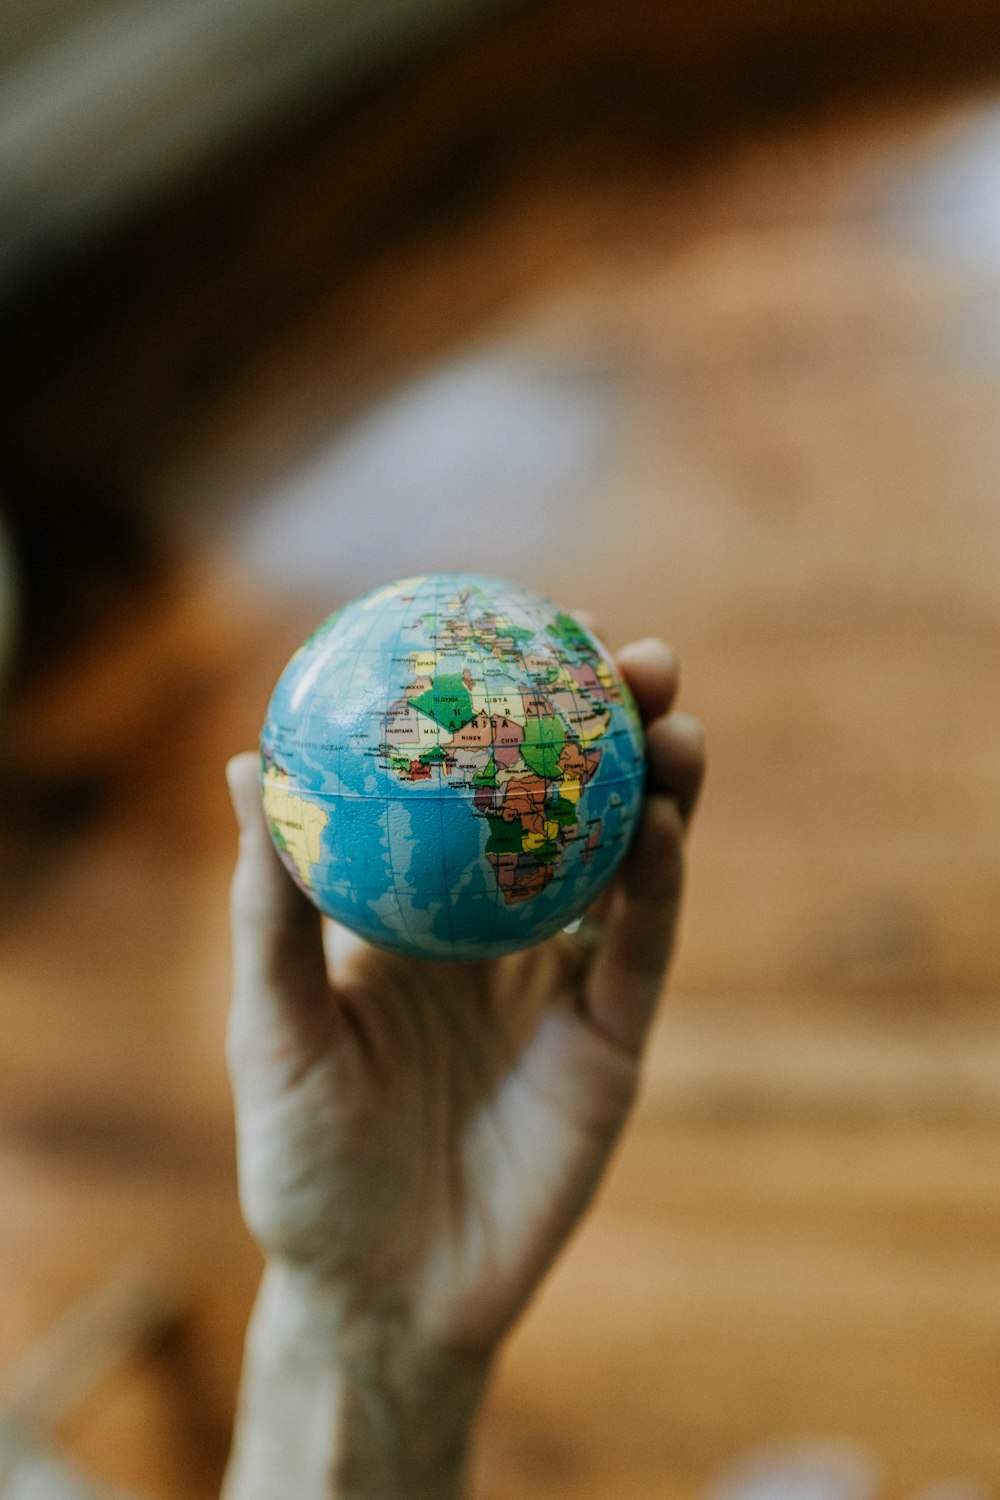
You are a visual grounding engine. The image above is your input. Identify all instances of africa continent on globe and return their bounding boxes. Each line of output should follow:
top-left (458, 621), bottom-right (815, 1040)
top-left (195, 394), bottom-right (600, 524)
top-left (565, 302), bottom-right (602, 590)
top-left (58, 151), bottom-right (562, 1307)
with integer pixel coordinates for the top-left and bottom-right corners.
top-left (260, 574), bottom-right (645, 960)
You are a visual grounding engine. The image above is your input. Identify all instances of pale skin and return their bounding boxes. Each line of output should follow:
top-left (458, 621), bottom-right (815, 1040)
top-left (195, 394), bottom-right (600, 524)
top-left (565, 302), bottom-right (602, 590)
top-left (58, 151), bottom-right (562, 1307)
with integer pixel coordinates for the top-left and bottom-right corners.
top-left (223, 635), bottom-right (706, 1500)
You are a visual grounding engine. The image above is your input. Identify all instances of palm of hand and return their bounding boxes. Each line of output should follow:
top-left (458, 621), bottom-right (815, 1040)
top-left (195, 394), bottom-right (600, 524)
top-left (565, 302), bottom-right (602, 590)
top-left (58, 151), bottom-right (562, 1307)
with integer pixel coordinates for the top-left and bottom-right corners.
top-left (230, 926), bottom-right (638, 1355)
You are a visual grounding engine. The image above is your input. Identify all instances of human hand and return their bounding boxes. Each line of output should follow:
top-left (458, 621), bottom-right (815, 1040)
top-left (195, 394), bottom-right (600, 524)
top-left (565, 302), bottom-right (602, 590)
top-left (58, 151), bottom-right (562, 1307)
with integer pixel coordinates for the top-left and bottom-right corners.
top-left (223, 635), bottom-right (705, 1500)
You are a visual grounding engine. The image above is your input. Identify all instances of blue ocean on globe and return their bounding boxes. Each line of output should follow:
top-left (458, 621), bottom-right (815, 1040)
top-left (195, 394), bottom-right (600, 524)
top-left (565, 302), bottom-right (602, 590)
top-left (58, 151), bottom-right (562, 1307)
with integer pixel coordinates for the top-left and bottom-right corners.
top-left (259, 574), bottom-right (645, 960)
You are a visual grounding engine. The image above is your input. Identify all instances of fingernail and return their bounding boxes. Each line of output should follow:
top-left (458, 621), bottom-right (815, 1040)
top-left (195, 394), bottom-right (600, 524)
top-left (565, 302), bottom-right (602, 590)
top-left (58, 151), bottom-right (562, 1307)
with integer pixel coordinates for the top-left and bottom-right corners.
top-left (620, 637), bottom-right (678, 668)
top-left (226, 753), bottom-right (260, 830)
top-left (668, 713), bottom-right (706, 746)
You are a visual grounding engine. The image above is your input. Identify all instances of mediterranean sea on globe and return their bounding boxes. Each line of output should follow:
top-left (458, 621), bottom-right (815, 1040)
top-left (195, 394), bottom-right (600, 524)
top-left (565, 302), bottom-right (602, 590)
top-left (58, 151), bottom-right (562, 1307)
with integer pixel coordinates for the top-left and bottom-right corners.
top-left (259, 574), bottom-right (646, 961)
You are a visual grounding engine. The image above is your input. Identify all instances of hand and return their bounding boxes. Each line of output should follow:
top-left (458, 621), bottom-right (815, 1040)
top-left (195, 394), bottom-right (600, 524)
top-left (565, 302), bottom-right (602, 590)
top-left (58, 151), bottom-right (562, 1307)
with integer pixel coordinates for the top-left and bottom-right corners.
top-left (223, 636), bottom-right (705, 1500)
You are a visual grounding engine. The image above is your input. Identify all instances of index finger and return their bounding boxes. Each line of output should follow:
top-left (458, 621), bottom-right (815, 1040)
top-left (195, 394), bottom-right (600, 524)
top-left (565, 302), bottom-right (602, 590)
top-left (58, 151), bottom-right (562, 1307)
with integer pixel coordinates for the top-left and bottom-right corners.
top-left (614, 637), bottom-right (680, 726)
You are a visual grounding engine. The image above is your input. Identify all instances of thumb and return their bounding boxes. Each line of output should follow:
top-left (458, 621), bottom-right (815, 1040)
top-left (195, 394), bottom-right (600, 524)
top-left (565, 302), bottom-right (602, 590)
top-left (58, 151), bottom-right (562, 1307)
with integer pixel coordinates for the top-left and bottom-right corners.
top-left (225, 752), bottom-right (332, 1059)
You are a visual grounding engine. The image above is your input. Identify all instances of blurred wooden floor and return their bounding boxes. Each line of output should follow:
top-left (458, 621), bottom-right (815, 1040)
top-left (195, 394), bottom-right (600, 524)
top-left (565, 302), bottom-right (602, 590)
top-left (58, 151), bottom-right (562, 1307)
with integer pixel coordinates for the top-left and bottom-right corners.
top-left (2, 11), bottom-right (1000, 1499)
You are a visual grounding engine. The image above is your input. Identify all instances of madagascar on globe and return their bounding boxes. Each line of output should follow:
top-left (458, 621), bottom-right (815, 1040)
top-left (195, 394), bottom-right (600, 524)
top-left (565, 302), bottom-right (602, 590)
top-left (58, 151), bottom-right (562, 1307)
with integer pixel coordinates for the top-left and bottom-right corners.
top-left (259, 574), bottom-right (645, 960)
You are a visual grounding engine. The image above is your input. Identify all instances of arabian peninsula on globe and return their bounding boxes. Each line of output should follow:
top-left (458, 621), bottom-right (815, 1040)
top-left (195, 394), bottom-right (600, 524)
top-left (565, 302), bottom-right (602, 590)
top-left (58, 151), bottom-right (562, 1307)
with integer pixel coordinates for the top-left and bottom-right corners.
top-left (260, 574), bottom-right (645, 960)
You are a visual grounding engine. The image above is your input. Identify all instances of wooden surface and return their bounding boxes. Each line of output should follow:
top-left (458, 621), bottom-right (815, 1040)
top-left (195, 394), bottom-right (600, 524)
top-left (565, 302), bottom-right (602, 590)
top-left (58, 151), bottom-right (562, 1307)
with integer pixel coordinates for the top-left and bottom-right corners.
top-left (2, 11), bottom-right (1000, 1498)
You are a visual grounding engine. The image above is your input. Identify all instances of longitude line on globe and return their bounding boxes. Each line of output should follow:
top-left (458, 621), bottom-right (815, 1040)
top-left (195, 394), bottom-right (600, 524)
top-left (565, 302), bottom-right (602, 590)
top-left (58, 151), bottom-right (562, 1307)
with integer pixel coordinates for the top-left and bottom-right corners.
top-left (387, 582), bottom-right (419, 947)
top-left (335, 594), bottom-right (388, 921)
top-left (457, 579), bottom-right (505, 951)
top-left (432, 574), bottom-right (460, 951)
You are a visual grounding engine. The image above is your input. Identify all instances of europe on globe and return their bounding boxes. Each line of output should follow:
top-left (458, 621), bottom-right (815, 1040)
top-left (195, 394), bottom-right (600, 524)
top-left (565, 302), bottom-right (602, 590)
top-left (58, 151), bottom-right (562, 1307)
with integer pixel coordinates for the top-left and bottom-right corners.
top-left (259, 574), bottom-right (646, 960)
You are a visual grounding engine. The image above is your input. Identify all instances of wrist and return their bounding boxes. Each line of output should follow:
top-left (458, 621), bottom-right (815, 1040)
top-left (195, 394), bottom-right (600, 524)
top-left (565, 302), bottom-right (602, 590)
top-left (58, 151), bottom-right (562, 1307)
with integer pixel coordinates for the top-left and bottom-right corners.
top-left (224, 1261), bottom-right (493, 1500)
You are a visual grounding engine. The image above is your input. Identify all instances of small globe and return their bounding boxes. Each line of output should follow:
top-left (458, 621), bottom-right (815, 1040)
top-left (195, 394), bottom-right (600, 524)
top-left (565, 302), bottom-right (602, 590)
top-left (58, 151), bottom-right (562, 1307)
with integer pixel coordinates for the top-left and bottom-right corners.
top-left (259, 574), bottom-right (645, 961)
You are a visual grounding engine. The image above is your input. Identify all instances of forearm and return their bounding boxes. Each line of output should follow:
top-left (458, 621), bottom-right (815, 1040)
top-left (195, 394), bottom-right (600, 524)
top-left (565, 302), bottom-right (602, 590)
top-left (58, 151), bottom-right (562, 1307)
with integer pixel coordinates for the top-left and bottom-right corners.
top-left (222, 1263), bottom-right (491, 1500)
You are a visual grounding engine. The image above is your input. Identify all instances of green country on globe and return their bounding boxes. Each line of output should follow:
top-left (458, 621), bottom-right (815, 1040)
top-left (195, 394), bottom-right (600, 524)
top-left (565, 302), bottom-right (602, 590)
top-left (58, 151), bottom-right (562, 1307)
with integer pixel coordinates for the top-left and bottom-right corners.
top-left (259, 574), bottom-right (646, 960)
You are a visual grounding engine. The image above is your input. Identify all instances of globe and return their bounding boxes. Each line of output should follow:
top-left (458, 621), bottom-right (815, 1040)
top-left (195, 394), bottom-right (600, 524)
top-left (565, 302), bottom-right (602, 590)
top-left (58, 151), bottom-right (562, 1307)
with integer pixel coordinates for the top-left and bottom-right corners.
top-left (259, 574), bottom-right (646, 961)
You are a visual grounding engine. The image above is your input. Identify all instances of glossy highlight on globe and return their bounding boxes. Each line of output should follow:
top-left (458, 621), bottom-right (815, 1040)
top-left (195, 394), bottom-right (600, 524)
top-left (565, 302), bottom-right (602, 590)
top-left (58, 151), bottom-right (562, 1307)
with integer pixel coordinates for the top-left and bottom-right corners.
top-left (259, 574), bottom-right (646, 959)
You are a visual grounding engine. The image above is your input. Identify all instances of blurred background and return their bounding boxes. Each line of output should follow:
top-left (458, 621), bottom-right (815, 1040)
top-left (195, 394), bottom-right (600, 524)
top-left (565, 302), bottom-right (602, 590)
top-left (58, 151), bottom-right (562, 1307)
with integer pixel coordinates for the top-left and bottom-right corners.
top-left (1, 0), bottom-right (1000, 1496)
